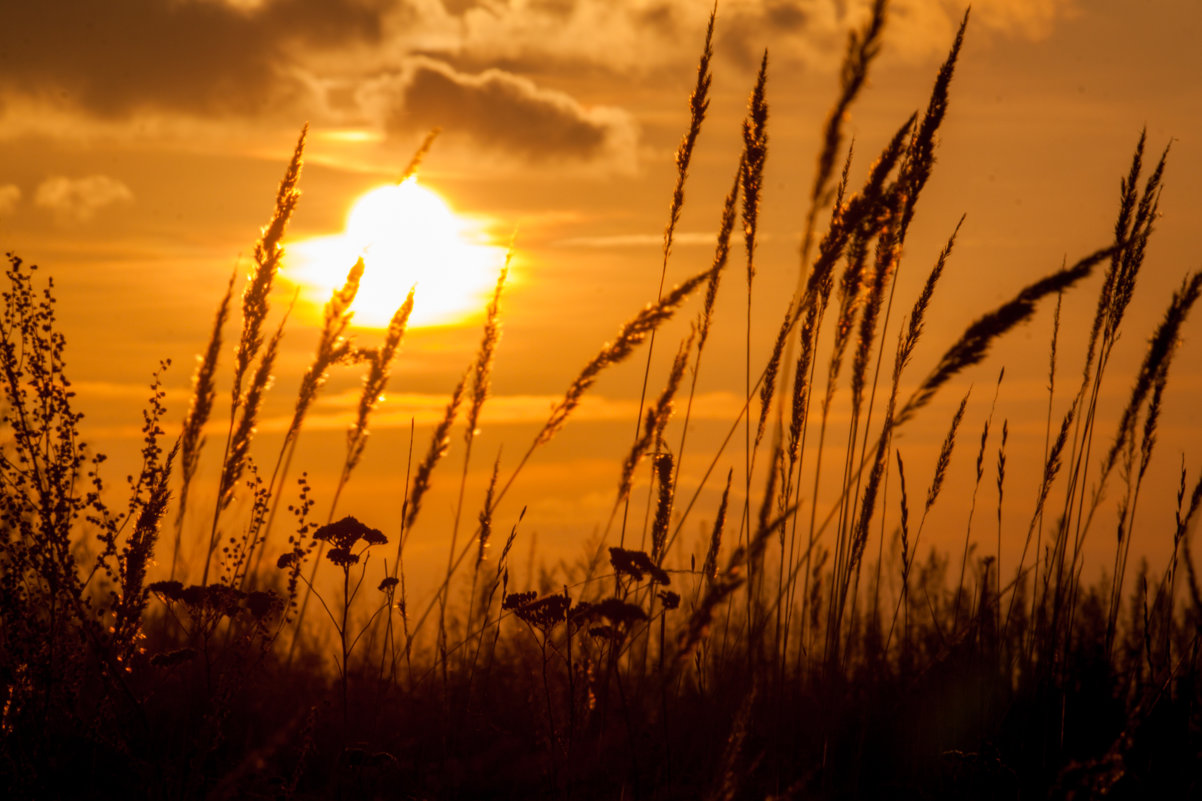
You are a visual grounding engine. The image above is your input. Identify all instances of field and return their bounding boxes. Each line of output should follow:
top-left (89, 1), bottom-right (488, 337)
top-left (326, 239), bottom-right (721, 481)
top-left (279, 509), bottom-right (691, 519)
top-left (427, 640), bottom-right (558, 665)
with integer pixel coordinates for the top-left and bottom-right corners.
top-left (2, 4), bottom-right (1200, 799)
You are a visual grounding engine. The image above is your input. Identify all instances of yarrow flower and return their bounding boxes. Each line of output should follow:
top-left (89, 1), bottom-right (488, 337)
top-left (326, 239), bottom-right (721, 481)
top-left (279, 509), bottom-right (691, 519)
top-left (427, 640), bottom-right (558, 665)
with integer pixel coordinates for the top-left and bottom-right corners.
top-left (609, 546), bottom-right (670, 585)
top-left (313, 516), bottom-right (387, 567)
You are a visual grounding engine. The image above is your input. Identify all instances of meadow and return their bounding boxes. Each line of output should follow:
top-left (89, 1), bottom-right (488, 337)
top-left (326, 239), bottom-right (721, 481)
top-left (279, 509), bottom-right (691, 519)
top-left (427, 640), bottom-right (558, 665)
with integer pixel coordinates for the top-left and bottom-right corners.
top-left (2, 4), bottom-right (1201, 799)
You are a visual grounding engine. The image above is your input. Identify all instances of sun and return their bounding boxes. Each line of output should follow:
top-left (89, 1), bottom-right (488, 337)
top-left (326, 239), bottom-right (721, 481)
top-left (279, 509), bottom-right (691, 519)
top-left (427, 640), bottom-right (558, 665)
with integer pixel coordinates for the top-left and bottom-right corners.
top-left (288, 179), bottom-right (505, 329)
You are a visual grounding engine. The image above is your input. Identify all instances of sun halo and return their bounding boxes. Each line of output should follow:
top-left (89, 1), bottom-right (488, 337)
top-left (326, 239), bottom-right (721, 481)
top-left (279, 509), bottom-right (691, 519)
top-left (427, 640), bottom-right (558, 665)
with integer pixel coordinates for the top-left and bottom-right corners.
top-left (288, 179), bottom-right (505, 329)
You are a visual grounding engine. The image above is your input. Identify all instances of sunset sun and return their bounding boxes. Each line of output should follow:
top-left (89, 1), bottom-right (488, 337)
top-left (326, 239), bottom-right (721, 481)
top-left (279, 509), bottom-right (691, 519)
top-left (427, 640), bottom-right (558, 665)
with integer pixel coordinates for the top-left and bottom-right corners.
top-left (290, 178), bottom-right (505, 328)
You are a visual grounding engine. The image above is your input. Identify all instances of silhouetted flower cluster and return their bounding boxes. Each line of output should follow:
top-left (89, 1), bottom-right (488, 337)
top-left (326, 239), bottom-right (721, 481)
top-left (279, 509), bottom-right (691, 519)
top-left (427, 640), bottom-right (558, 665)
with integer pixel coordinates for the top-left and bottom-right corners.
top-left (571, 597), bottom-right (650, 641)
top-left (312, 515), bottom-right (387, 567)
top-left (504, 590), bottom-right (570, 631)
top-left (609, 546), bottom-right (670, 585)
top-left (148, 580), bottom-right (284, 623)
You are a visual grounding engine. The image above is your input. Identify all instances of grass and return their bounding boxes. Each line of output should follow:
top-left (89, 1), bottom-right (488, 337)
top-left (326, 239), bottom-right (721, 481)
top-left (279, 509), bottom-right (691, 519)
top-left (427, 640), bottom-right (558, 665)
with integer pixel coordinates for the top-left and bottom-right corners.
top-left (3, 5), bottom-right (1202, 799)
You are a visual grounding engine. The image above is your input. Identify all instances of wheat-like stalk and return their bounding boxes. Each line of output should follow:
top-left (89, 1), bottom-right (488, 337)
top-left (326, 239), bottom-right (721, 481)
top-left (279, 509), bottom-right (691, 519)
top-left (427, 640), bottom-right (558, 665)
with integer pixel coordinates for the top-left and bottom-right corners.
top-left (172, 268), bottom-right (234, 578)
top-left (398, 128), bottom-right (440, 184)
top-left (797, 123), bottom-right (910, 320)
top-left (445, 251), bottom-right (510, 649)
top-left (672, 460), bottom-right (791, 675)
top-left (232, 125), bottom-right (306, 407)
top-left (895, 450), bottom-right (911, 575)
top-left (702, 469), bottom-right (732, 587)
top-left (953, 371), bottom-right (1004, 626)
top-left (995, 418), bottom-right (1008, 629)
top-left (698, 161), bottom-right (741, 356)
top-left (629, 4), bottom-right (715, 537)
top-left (207, 127), bottom-right (306, 586)
top-left (664, 6), bottom-right (714, 268)
top-left (476, 455), bottom-right (500, 572)
top-left (1004, 400), bottom-right (1076, 637)
top-left (927, 390), bottom-right (971, 516)
top-left (536, 264), bottom-right (719, 447)
top-left (741, 51), bottom-right (770, 549)
top-left (203, 314), bottom-right (286, 586)
top-left (288, 258), bottom-right (363, 448)
top-left (898, 216), bottom-right (964, 373)
top-left (832, 8), bottom-right (970, 587)
top-left (741, 51), bottom-right (769, 289)
top-left (178, 269), bottom-right (233, 511)
top-left (617, 330), bottom-right (693, 507)
top-left (896, 247), bottom-right (1113, 427)
top-left (786, 302), bottom-right (818, 467)
top-left (650, 451), bottom-right (675, 567)
top-left (221, 318), bottom-right (285, 515)
top-left (347, 287), bottom-right (416, 475)
top-left (405, 370), bottom-right (469, 535)
top-left (465, 251), bottom-right (510, 446)
top-left (798, 0), bottom-right (888, 273)
top-left (464, 453), bottom-right (502, 654)
top-left (1101, 271), bottom-right (1202, 479)
top-left (898, 10), bottom-right (968, 242)
top-left (849, 190), bottom-right (904, 413)
top-left (675, 158), bottom-right (741, 492)
top-left (1095, 271), bottom-right (1202, 644)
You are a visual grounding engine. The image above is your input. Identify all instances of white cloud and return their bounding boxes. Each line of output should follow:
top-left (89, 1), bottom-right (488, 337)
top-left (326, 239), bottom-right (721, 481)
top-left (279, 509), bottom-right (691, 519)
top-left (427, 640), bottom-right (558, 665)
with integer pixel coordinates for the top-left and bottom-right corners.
top-left (0, 184), bottom-right (19, 216)
top-left (34, 175), bottom-right (134, 223)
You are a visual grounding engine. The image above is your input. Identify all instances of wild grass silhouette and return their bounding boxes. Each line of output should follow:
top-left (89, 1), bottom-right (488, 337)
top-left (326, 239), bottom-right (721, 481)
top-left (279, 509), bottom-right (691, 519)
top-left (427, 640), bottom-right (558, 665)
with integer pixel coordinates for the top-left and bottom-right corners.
top-left (3, 6), bottom-right (1201, 800)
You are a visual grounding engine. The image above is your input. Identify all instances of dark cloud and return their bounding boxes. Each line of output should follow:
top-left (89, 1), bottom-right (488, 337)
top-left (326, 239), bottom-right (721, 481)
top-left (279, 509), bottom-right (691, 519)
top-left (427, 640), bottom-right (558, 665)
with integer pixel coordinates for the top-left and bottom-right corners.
top-left (0, 0), bottom-right (388, 117)
top-left (364, 58), bottom-right (637, 165)
top-left (766, 0), bottom-right (810, 30)
top-left (637, 2), bottom-right (685, 37)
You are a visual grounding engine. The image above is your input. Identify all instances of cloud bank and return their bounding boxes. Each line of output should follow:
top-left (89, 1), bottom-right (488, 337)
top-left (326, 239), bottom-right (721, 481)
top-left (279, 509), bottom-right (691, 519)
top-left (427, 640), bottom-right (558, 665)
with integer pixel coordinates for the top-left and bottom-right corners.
top-left (0, 0), bottom-right (1077, 166)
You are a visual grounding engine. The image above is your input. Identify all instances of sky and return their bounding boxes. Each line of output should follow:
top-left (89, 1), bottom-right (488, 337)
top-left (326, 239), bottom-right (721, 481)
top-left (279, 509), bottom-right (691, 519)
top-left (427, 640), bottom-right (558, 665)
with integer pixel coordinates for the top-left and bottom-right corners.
top-left (2, 0), bottom-right (1201, 604)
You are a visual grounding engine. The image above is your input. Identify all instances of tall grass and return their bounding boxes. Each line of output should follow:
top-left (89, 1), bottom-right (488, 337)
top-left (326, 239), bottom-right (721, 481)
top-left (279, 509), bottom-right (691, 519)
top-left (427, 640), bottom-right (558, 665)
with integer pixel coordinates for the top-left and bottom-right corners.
top-left (2, 6), bottom-right (1201, 799)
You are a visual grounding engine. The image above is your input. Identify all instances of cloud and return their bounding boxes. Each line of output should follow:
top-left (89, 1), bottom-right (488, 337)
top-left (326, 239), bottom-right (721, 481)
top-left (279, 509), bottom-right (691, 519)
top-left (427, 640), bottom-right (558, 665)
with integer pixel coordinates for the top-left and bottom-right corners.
top-left (712, 0), bottom-right (1079, 69)
top-left (359, 57), bottom-right (638, 166)
top-left (0, 0), bottom-right (388, 117)
top-left (34, 176), bottom-right (134, 223)
top-left (0, 185), bottom-right (19, 216)
top-left (417, 1), bottom-right (1079, 74)
top-left (0, 0), bottom-right (1078, 132)
top-left (966, 0), bottom-right (1077, 40)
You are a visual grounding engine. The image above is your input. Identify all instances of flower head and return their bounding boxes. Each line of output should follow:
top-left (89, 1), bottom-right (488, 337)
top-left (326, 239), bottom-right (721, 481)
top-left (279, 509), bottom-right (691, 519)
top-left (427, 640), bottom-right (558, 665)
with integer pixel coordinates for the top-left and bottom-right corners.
top-left (313, 516), bottom-right (387, 568)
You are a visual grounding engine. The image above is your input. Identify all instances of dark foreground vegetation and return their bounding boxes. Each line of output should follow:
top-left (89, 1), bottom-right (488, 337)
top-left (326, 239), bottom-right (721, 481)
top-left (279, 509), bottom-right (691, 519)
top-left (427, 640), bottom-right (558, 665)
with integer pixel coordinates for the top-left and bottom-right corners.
top-left (3, 4), bottom-right (1201, 799)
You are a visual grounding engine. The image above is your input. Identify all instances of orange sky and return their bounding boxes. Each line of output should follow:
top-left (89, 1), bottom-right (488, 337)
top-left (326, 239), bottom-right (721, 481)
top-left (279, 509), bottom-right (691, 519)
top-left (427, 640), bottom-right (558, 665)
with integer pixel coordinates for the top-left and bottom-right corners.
top-left (2, 0), bottom-right (1201, 604)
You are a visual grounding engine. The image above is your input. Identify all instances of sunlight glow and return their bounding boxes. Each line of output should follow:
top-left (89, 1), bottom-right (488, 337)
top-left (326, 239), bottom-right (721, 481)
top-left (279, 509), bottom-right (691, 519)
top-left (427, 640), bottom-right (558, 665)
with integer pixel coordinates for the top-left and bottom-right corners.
top-left (288, 179), bottom-right (505, 328)
top-left (316, 129), bottom-right (384, 144)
